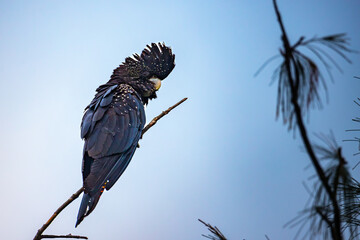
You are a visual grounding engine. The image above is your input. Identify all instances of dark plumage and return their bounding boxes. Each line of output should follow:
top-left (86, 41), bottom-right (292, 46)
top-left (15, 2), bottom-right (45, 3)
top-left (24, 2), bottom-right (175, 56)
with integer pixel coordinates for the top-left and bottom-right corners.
top-left (76, 43), bottom-right (175, 227)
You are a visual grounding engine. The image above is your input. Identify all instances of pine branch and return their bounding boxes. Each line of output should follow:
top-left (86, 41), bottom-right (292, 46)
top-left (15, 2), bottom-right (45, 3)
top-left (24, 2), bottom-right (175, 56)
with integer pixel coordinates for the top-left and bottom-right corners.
top-left (199, 219), bottom-right (227, 240)
top-left (273, 0), bottom-right (343, 239)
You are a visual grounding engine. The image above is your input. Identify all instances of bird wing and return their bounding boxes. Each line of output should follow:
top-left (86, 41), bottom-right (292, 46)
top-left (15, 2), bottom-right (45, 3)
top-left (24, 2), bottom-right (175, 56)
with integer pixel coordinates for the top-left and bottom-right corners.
top-left (80, 84), bottom-right (145, 194)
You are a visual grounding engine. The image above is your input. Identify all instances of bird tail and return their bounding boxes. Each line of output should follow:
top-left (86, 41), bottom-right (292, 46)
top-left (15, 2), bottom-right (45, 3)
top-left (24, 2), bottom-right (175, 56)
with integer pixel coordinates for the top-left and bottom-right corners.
top-left (75, 190), bottom-right (103, 227)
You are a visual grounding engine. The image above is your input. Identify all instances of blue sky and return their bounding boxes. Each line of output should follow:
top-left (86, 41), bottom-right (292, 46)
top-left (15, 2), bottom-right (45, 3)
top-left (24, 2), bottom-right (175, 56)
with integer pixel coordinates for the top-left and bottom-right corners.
top-left (0, 0), bottom-right (360, 239)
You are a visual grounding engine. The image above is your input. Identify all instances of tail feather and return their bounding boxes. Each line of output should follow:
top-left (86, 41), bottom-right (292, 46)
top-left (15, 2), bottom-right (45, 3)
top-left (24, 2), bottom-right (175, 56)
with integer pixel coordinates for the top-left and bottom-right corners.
top-left (76, 146), bottom-right (138, 227)
top-left (75, 193), bottom-right (90, 227)
top-left (86, 190), bottom-right (103, 216)
top-left (75, 190), bottom-right (103, 227)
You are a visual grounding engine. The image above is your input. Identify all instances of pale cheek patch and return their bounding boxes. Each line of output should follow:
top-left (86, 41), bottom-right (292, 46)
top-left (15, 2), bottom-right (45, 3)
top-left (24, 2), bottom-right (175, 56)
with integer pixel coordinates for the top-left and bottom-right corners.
top-left (150, 77), bottom-right (161, 91)
top-left (154, 79), bottom-right (161, 90)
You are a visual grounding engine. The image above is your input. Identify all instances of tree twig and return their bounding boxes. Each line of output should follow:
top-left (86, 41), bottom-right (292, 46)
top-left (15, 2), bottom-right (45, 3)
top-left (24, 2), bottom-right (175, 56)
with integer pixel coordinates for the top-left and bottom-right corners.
top-left (141, 97), bottom-right (188, 137)
top-left (41, 234), bottom-right (88, 239)
top-left (34, 188), bottom-right (84, 240)
top-left (34, 97), bottom-right (188, 240)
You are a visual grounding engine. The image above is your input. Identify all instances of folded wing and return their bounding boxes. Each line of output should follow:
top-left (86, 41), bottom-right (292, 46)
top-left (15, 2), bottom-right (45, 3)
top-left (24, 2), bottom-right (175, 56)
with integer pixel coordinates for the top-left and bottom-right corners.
top-left (76, 84), bottom-right (145, 226)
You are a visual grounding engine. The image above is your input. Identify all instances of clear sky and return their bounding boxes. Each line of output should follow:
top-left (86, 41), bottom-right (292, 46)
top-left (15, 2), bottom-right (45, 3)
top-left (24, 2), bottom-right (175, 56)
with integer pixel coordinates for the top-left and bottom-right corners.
top-left (1, 0), bottom-right (360, 239)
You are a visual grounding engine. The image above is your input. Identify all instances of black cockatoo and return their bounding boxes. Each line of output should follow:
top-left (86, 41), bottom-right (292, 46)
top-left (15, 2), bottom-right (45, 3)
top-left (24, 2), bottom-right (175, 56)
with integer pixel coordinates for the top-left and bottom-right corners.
top-left (76, 43), bottom-right (175, 227)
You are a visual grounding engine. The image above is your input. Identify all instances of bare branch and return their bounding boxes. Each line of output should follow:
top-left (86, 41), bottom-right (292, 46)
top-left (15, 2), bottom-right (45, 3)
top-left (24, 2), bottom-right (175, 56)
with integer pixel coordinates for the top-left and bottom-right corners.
top-left (34, 188), bottom-right (84, 240)
top-left (34, 97), bottom-right (188, 240)
top-left (141, 97), bottom-right (188, 137)
top-left (41, 234), bottom-right (88, 239)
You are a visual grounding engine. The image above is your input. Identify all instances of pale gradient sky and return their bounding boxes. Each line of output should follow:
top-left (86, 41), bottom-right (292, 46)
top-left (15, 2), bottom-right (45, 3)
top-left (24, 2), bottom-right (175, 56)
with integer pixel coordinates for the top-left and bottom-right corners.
top-left (1, 1), bottom-right (360, 239)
